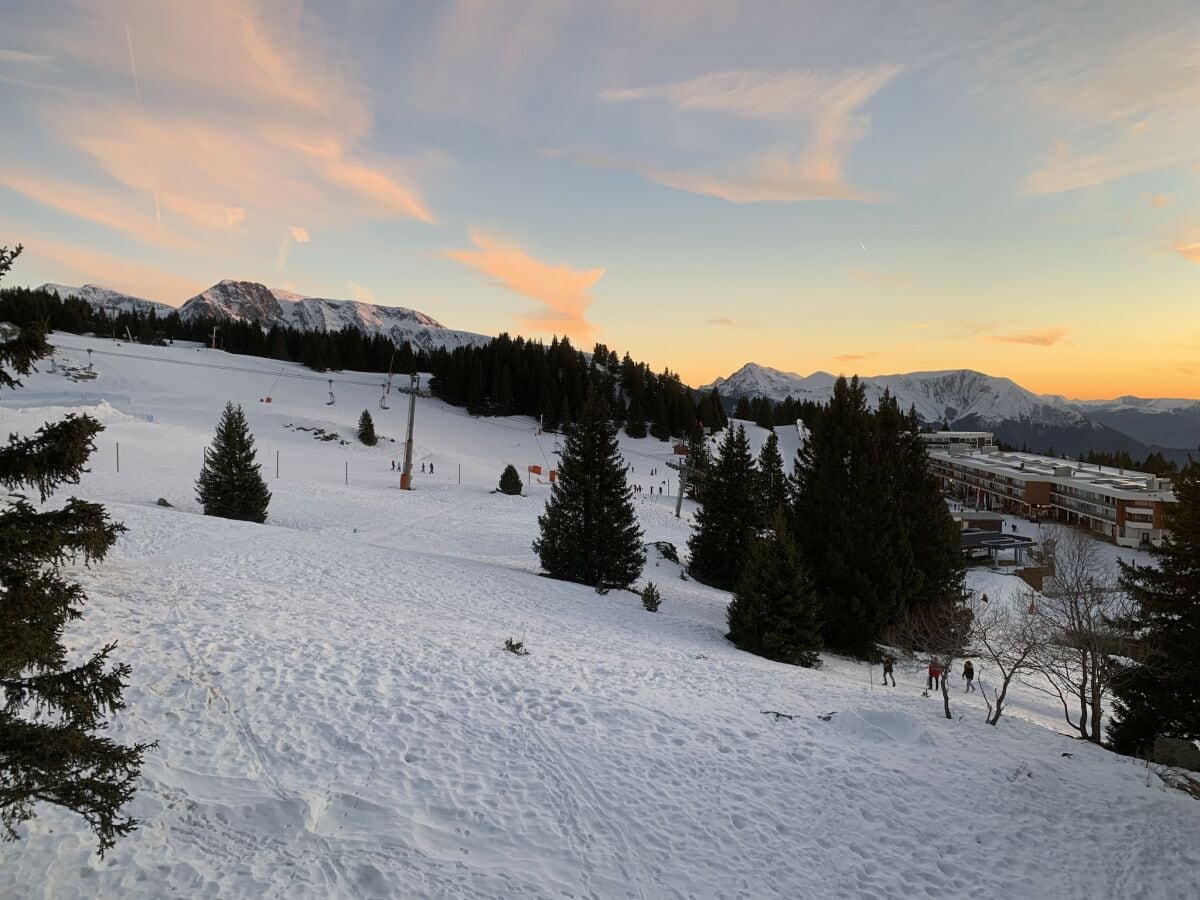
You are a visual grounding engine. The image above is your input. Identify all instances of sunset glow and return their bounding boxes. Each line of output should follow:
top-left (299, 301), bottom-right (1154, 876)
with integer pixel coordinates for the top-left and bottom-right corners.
top-left (2, 1), bottom-right (1197, 398)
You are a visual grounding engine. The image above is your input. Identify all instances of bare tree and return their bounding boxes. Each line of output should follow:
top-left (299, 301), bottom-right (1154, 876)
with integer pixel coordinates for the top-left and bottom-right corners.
top-left (1028, 526), bottom-right (1134, 743)
top-left (889, 596), bottom-right (972, 720)
top-left (970, 589), bottom-right (1048, 726)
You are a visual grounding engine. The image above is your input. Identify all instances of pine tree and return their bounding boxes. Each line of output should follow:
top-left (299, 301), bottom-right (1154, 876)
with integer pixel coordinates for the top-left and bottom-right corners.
top-left (196, 402), bottom-right (271, 523)
top-left (726, 514), bottom-right (822, 667)
top-left (357, 410), bottom-right (377, 446)
top-left (649, 394), bottom-right (671, 441)
top-left (1, 244), bottom-right (151, 854)
top-left (1109, 463), bottom-right (1200, 756)
top-left (533, 391), bottom-right (645, 591)
top-left (687, 425), bottom-right (759, 590)
top-left (641, 582), bottom-right (662, 612)
top-left (499, 463), bottom-right (523, 496)
top-left (624, 396), bottom-right (647, 439)
top-left (755, 430), bottom-right (787, 521)
top-left (733, 395), bottom-right (753, 420)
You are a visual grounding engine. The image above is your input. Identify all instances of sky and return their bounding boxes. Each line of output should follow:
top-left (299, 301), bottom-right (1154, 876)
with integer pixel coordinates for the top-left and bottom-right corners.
top-left (1, 1), bottom-right (1197, 399)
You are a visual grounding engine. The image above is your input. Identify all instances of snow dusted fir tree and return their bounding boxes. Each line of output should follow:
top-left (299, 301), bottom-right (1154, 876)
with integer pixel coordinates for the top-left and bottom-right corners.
top-left (533, 390), bottom-right (644, 592)
top-left (726, 512), bottom-right (822, 667)
top-left (498, 463), bottom-right (523, 496)
top-left (687, 425), bottom-right (759, 590)
top-left (0, 244), bottom-right (151, 854)
top-left (1109, 462), bottom-right (1200, 756)
top-left (196, 402), bottom-right (271, 523)
top-left (357, 410), bottom-right (377, 446)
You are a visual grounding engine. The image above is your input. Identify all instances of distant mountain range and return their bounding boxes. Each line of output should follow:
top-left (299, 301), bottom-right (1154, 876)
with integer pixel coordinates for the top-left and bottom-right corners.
top-left (37, 280), bottom-right (490, 354)
top-left (703, 362), bottom-right (1200, 461)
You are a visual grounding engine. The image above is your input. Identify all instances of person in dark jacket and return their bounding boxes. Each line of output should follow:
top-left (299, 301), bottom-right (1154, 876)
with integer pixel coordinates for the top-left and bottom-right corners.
top-left (962, 660), bottom-right (976, 693)
top-left (881, 655), bottom-right (896, 687)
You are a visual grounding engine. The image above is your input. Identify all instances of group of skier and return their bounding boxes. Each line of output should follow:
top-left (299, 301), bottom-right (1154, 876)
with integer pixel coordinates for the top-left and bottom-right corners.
top-left (880, 655), bottom-right (976, 693)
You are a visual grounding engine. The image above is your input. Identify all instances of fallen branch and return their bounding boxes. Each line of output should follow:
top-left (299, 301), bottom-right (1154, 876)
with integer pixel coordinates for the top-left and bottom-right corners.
top-left (760, 710), bottom-right (797, 720)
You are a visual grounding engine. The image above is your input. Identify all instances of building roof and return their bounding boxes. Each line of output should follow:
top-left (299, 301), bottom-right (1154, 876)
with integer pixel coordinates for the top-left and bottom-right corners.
top-left (928, 446), bottom-right (1176, 502)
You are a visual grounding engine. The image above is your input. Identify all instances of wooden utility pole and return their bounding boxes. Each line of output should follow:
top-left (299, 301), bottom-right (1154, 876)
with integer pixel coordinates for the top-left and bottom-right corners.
top-left (400, 373), bottom-right (419, 489)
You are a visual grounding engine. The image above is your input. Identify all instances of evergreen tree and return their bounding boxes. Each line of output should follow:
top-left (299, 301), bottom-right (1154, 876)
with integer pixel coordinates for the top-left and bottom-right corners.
top-left (733, 395), bottom-right (753, 420)
top-left (357, 410), bottom-right (377, 446)
top-left (533, 391), bottom-right (645, 591)
top-left (499, 463), bottom-right (523, 496)
top-left (196, 402), bottom-right (271, 523)
top-left (649, 394), bottom-right (671, 441)
top-left (790, 376), bottom-right (887, 654)
top-left (624, 396), bottom-right (647, 439)
top-left (726, 514), bottom-right (822, 667)
top-left (755, 430), bottom-right (787, 521)
top-left (687, 425), bottom-right (759, 590)
top-left (641, 582), bottom-right (662, 612)
top-left (1109, 463), bottom-right (1200, 756)
top-left (1, 244), bottom-right (151, 854)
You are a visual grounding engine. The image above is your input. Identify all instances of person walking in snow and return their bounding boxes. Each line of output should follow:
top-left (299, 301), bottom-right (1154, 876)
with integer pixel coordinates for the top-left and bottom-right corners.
top-left (421, 462), bottom-right (426, 474)
top-left (390, 460), bottom-right (395, 471)
top-left (881, 655), bottom-right (896, 687)
top-left (962, 660), bottom-right (975, 693)
top-left (927, 662), bottom-right (942, 691)
top-left (429, 462), bottom-right (434, 474)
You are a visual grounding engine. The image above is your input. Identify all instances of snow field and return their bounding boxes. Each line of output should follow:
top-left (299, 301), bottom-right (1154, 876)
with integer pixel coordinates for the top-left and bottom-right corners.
top-left (1, 335), bottom-right (1199, 899)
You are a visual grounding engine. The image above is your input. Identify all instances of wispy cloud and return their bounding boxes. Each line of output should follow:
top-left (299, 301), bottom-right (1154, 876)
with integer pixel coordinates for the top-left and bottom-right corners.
top-left (288, 226), bottom-right (310, 243)
top-left (444, 229), bottom-right (603, 341)
top-left (3, 0), bottom-right (433, 265)
top-left (0, 49), bottom-right (54, 65)
top-left (1149, 193), bottom-right (1173, 209)
top-left (707, 317), bottom-right (757, 328)
top-left (835, 352), bottom-right (876, 363)
top-left (592, 66), bottom-right (901, 203)
top-left (986, 327), bottom-right (1068, 347)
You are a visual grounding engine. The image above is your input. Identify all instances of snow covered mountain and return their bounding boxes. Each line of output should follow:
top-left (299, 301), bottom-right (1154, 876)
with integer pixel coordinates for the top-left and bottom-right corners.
top-left (1073, 396), bottom-right (1200, 451)
top-left (177, 280), bottom-right (490, 353)
top-left (703, 362), bottom-right (1167, 458)
top-left (38, 280), bottom-right (492, 354)
top-left (36, 283), bottom-right (175, 319)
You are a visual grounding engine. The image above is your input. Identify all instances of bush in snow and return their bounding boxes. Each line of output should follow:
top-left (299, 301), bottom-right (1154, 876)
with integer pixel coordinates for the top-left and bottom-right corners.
top-left (504, 637), bottom-right (528, 656)
top-left (197, 402), bottom-right (271, 523)
top-left (498, 464), bottom-right (523, 496)
top-left (357, 410), bottom-right (377, 446)
top-left (641, 582), bottom-right (662, 612)
top-left (0, 243), bottom-right (151, 855)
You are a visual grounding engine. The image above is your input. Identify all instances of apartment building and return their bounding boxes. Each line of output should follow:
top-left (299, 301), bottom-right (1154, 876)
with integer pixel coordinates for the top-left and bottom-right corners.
top-left (917, 431), bottom-right (995, 451)
top-left (926, 445), bottom-right (1176, 548)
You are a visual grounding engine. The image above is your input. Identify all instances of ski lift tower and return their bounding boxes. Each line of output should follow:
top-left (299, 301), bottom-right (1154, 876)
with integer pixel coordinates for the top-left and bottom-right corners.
top-left (400, 373), bottom-right (420, 489)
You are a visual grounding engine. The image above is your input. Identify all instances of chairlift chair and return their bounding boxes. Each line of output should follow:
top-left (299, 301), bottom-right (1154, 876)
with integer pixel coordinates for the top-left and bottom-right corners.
top-left (326, 379), bottom-right (336, 406)
top-left (379, 382), bottom-right (391, 410)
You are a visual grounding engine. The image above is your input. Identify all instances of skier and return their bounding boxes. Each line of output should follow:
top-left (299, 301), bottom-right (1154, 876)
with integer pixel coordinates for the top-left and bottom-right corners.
top-left (429, 462), bottom-right (434, 474)
top-left (421, 462), bottom-right (426, 474)
top-left (962, 660), bottom-right (976, 693)
top-left (881, 655), bottom-right (896, 687)
top-left (390, 460), bottom-right (395, 471)
top-left (927, 662), bottom-right (942, 691)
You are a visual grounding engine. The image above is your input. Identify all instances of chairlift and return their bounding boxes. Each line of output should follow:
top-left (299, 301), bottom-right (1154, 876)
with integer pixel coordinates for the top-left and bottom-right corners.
top-left (325, 379), bottom-right (336, 406)
top-left (379, 383), bottom-right (391, 410)
top-left (260, 368), bottom-right (283, 404)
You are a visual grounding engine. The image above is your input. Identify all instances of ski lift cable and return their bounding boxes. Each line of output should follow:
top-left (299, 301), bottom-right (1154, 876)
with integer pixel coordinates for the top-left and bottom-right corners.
top-left (56, 345), bottom-right (426, 394)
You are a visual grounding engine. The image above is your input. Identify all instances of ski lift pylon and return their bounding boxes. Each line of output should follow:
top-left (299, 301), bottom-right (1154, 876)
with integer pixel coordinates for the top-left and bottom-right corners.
top-left (325, 379), bottom-right (336, 406)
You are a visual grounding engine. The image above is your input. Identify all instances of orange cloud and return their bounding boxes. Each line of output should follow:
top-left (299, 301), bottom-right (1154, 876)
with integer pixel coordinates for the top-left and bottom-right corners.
top-left (0, 171), bottom-right (200, 252)
top-left (1175, 242), bottom-right (1200, 264)
top-left (986, 327), bottom-right (1068, 347)
top-left (707, 317), bottom-right (757, 328)
top-left (1150, 193), bottom-right (1173, 208)
top-left (445, 229), bottom-right (603, 341)
top-left (4, 0), bottom-right (432, 269)
top-left (835, 352), bottom-right (875, 363)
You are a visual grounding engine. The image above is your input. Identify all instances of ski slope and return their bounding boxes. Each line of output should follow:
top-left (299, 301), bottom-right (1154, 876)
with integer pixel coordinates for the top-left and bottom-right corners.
top-left (1, 334), bottom-right (1198, 899)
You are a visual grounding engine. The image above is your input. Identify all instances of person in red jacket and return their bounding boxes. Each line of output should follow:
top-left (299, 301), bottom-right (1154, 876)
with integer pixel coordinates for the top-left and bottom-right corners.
top-left (927, 662), bottom-right (942, 691)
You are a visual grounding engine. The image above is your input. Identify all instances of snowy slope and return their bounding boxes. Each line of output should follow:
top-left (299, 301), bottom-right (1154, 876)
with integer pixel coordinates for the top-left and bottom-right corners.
top-left (1, 335), bottom-right (1198, 899)
top-left (178, 280), bottom-right (491, 353)
top-left (37, 283), bottom-right (176, 319)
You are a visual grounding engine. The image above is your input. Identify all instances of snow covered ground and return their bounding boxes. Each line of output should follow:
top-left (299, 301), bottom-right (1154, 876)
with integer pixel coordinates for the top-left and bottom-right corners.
top-left (2, 334), bottom-right (1199, 899)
